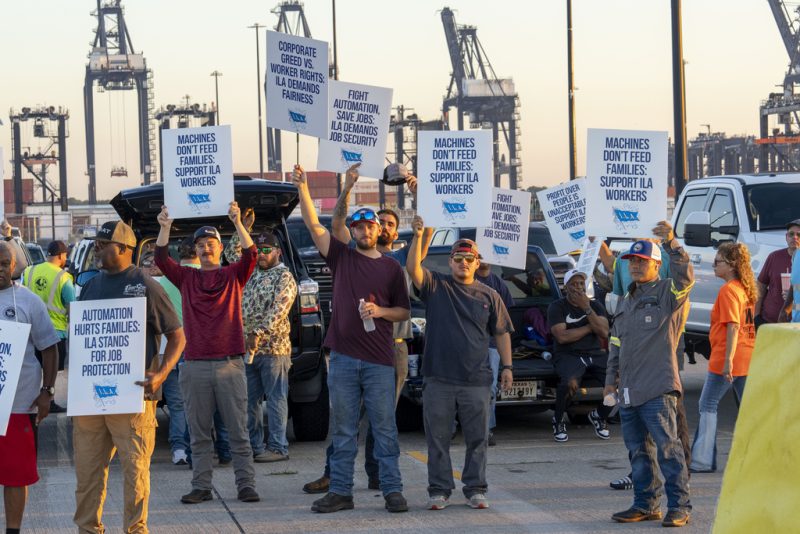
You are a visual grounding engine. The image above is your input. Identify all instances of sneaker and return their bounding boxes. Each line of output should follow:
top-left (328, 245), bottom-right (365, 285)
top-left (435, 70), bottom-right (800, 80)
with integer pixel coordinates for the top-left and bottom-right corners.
top-left (311, 492), bottom-right (354, 513)
top-left (611, 507), bottom-right (663, 523)
top-left (237, 487), bottom-right (260, 503)
top-left (609, 474), bottom-right (633, 490)
top-left (384, 492), bottom-right (409, 513)
top-left (254, 450), bottom-right (289, 463)
top-left (588, 410), bottom-right (610, 440)
top-left (552, 417), bottom-right (568, 442)
top-left (303, 476), bottom-right (330, 494)
top-left (468, 493), bottom-right (490, 509)
top-left (181, 489), bottom-right (212, 504)
top-left (487, 431), bottom-right (497, 447)
top-left (49, 401), bottom-right (67, 414)
top-left (368, 478), bottom-right (381, 490)
top-left (427, 495), bottom-right (450, 510)
top-left (662, 509), bottom-right (691, 527)
top-left (172, 450), bottom-right (188, 466)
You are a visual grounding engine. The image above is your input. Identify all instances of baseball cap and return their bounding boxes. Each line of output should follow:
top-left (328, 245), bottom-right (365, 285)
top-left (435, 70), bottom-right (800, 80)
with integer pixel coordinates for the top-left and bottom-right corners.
top-left (450, 239), bottom-right (479, 256)
top-left (178, 236), bottom-right (197, 259)
top-left (621, 240), bottom-right (662, 262)
top-left (255, 231), bottom-right (280, 247)
top-left (193, 226), bottom-right (222, 243)
top-left (786, 218), bottom-right (800, 230)
top-left (95, 221), bottom-right (136, 248)
top-left (349, 208), bottom-right (380, 228)
top-left (47, 240), bottom-right (68, 257)
top-left (563, 268), bottom-right (587, 287)
top-left (382, 163), bottom-right (409, 185)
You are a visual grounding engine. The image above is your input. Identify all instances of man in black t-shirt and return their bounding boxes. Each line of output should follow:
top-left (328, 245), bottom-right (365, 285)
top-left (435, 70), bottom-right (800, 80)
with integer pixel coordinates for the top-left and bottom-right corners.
top-left (547, 269), bottom-right (611, 443)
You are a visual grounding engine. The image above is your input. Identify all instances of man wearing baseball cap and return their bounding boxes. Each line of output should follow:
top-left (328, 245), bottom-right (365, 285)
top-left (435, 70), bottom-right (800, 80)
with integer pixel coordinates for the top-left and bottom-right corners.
top-left (407, 219), bottom-right (514, 511)
top-left (605, 220), bottom-right (694, 527)
top-left (780, 219), bottom-right (800, 323)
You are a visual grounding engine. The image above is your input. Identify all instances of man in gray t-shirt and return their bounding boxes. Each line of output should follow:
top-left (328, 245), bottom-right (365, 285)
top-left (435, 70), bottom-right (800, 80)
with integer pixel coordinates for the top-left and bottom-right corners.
top-left (407, 217), bottom-right (514, 510)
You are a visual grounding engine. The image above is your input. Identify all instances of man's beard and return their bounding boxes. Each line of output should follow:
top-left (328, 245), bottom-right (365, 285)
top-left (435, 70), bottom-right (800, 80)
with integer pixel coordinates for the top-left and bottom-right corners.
top-left (377, 233), bottom-right (392, 246)
top-left (356, 236), bottom-right (377, 250)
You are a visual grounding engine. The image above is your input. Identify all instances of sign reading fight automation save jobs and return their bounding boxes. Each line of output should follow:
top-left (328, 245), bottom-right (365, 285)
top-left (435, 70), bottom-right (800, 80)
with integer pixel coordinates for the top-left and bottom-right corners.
top-left (477, 187), bottom-right (531, 270)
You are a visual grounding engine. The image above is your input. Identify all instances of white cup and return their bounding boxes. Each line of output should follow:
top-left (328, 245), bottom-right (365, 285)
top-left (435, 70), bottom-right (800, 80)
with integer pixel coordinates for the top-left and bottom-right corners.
top-left (781, 272), bottom-right (792, 292)
top-left (407, 354), bottom-right (419, 377)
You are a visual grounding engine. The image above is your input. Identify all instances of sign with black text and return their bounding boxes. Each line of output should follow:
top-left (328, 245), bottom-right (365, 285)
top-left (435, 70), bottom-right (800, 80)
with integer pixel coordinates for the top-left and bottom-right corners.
top-left (0, 320), bottom-right (32, 436)
top-left (477, 187), bottom-right (531, 269)
top-left (536, 178), bottom-right (587, 255)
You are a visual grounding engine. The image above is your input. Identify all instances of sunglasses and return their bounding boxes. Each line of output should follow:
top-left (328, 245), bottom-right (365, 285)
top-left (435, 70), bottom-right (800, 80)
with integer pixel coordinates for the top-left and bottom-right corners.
top-left (788, 231), bottom-right (800, 237)
top-left (451, 254), bottom-right (476, 264)
top-left (351, 211), bottom-right (377, 223)
top-left (713, 259), bottom-right (729, 266)
top-left (257, 247), bottom-right (274, 255)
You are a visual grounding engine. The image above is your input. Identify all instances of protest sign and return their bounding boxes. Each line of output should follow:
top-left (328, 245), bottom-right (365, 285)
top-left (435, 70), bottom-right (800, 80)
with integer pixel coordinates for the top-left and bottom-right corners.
top-left (585, 128), bottom-right (668, 238)
top-left (575, 237), bottom-right (603, 293)
top-left (0, 147), bottom-right (4, 221)
top-left (161, 125), bottom-right (234, 220)
top-left (536, 178), bottom-right (586, 255)
top-left (317, 81), bottom-right (393, 179)
top-left (68, 298), bottom-right (147, 416)
top-left (477, 187), bottom-right (531, 269)
top-left (265, 30), bottom-right (329, 139)
top-left (417, 130), bottom-right (493, 228)
top-left (0, 320), bottom-right (33, 436)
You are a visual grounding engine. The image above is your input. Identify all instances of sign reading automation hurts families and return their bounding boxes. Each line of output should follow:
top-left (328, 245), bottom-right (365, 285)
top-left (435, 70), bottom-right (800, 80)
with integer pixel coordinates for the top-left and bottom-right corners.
top-left (0, 320), bottom-right (32, 436)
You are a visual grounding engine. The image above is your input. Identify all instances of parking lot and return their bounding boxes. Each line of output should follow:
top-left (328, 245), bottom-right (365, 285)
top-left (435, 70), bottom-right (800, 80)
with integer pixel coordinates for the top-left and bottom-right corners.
top-left (14, 362), bottom-right (732, 533)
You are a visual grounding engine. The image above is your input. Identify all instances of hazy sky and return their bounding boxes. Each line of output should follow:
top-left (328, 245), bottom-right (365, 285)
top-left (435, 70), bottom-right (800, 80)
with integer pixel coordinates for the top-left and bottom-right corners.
top-left (0, 0), bottom-right (788, 201)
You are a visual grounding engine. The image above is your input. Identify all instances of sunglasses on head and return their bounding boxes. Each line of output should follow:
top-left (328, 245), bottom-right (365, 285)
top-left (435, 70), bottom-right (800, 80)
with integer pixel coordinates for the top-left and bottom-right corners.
top-left (257, 246), bottom-right (274, 255)
top-left (451, 253), bottom-right (476, 264)
top-left (351, 211), bottom-right (377, 223)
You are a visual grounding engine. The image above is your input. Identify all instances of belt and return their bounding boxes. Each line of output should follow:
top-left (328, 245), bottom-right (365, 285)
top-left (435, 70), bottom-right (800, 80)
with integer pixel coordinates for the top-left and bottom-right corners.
top-left (394, 338), bottom-right (405, 343)
top-left (189, 355), bottom-right (243, 362)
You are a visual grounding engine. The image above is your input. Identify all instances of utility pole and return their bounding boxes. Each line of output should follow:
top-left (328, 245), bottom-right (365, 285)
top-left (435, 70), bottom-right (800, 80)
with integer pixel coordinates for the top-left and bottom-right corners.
top-left (567, 0), bottom-right (577, 180)
top-left (332, 0), bottom-right (342, 196)
top-left (210, 70), bottom-right (222, 123)
top-left (671, 0), bottom-right (689, 195)
top-left (249, 23), bottom-right (265, 178)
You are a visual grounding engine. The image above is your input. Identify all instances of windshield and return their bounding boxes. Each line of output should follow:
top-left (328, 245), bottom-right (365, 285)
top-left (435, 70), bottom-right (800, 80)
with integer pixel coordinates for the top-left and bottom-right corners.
top-left (742, 183), bottom-right (800, 231)
top-left (287, 219), bottom-right (333, 250)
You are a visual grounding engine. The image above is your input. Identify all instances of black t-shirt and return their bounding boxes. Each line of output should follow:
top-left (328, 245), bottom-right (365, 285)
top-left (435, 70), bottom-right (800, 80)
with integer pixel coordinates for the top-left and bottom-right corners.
top-left (420, 270), bottom-right (514, 386)
top-left (79, 265), bottom-right (181, 366)
top-left (547, 297), bottom-right (606, 356)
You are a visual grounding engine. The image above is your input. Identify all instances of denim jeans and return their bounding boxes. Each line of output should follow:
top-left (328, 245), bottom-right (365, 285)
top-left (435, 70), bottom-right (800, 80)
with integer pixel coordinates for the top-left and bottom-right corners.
top-left (246, 355), bottom-right (291, 456)
top-left (322, 403), bottom-right (379, 483)
top-left (162, 363), bottom-right (188, 454)
top-left (690, 372), bottom-right (746, 472)
top-left (488, 348), bottom-right (500, 431)
top-left (620, 394), bottom-right (691, 513)
top-left (328, 351), bottom-right (402, 497)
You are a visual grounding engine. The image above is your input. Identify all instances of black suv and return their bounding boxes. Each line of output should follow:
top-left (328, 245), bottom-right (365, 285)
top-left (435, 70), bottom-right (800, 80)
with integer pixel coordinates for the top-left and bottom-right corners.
top-left (396, 244), bottom-right (604, 430)
top-left (286, 216), bottom-right (334, 328)
top-left (75, 178), bottom-right (329, 441)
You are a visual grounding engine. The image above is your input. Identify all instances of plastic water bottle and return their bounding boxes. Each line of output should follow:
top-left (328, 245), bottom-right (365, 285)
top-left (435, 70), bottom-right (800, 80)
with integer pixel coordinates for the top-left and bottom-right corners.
top-left (541, 351), bottom-right (552, 361)
top-left (359, 299), bottom-right (375, 332)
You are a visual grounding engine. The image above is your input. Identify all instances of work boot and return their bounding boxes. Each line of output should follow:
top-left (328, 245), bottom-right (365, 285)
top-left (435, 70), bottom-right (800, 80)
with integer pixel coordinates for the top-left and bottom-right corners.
top-left (612, 507), bottom-right (663, 523)
top-left (181, 489), bottom-right (212, 504)
top-left (384, 492), bottom-right (409, 513)
top-left (311, 492), bottom-right (354, 513)
top-left (302, 475), bottom-right (330, 494)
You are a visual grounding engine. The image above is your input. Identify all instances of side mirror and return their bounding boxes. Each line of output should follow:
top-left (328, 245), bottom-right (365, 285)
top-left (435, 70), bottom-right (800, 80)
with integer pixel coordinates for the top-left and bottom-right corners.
top-left (683, 211), bottom-right (711, 247)
top-left (76, 269), bottom-right (100, 287)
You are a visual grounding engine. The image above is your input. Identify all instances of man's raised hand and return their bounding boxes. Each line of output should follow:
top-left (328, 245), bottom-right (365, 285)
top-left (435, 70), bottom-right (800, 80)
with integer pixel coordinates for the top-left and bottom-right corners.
top-left (345, 163), bottom-right (361, 190)
top-left (228, 201), bottom-right (242, 224)
top-left (291, 164), bottom-right (307, 187)
top-left (411, 215), bottom-right (424, 237)
top-left (157, 206), bottom-right (173, 229)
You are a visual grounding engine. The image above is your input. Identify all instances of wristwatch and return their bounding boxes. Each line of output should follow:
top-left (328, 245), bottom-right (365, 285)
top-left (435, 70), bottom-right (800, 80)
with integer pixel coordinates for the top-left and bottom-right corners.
top-left (500, 365), bottom-right (513, 372)
top-left (41, 386), bottom-right (55, 396)
top-left (584, 307), bottom-right (594, 316)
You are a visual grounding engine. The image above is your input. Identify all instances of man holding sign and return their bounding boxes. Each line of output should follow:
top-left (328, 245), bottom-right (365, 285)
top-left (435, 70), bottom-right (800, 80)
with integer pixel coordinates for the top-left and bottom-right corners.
top-left (0, 241), bottom-right (60, 534)
top-left (72, 221), bottom-right (185, 534)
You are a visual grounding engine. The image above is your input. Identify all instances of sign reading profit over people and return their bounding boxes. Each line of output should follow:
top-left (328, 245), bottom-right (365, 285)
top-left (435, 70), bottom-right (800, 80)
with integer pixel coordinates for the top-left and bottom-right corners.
top-left (536, 178), bottom-right (587, 255)
top-left (68, 298), bottom-right (147, 416)
top-left (0, 320), bottom-right (33, 436)
top-left (265, 30), bottom-right (329, 140)
top-left (477, 187), bottom-right (531, 269)
top-left (317, 81), bottom-right (393, 179)
top-left (417, 130), bottom-right (493, 228)
top-left (585, 128), bottom-right (668, 238)
top-left (162, 125), bottom-right (234, 220)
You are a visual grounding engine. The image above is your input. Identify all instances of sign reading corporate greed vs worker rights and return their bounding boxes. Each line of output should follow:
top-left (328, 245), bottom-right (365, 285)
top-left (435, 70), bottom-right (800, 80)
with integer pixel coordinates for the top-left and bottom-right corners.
top-left (162, 125), bottom-right (234, 220)
top-left (585, 129), bottom-right (668, 238)
top-left (536, 178), bottom-right (587, 255)
top-left (417, 130), bottom-right (493, 228)
top-left (265, 31), bottom-right (329, 139)
top-left (477, 187), bottom-right (531, 269)
top-left (0, 321), bottom-right (32, 436)
top-left (68, 298), bottom-right (147, 416)
top-left (317, 81), bottom-right (393, 179)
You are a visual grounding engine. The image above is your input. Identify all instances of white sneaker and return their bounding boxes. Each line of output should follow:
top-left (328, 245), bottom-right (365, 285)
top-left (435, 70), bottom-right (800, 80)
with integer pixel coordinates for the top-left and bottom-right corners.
top-left (172, 449), bottom-right (188, 465)
top-left (588, 410), bottom-right (611, 440)
top-left (427, 495), bottom-right (450, 510)
top-left (468, 493), bottom-right (490, 509)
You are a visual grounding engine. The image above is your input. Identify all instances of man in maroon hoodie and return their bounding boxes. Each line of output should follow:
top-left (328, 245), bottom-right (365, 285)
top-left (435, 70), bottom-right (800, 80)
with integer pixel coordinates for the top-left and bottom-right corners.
top-left (154, 201), bottom-right (260, 505)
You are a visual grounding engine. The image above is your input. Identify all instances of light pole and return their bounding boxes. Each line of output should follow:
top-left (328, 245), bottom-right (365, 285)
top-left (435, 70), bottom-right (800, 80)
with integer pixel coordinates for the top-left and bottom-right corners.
top-left (567, 0), bottom-right (577, 180)
top-left (672, 0), bottom-right (688, 195)
top-left (248, 23), bottom-right (265, 178)
top-left (332, 0), bottom-right (342, 195)
top-left (210, 70), bottom-right (222, 124)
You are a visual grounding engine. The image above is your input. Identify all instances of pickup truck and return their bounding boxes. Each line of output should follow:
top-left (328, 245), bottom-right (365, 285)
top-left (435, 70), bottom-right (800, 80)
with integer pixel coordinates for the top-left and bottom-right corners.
top-left (396, 244), bottom-right (605, 430)
top-left (669, 173), bottom-right (800, 359)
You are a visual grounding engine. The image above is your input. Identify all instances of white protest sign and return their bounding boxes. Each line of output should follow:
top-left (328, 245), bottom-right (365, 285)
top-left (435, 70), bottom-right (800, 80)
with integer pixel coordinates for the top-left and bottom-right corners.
top-left (317, 81), bottom-right (393, 179)
top-left (0, 146), bottom-right (4, 221)
top-left (265, 31), bottom-right (329, 139)
top-left (162, 125), bottom-right (234, 220)
top-left (0, 321), bottom-right (32, 436)
top-left (417, 130), bottom-right (493, 228)
top-left (68, 298), bottom-right (147, 416)
top-left (585, 128), bottom-right (668, 238)
top-left (477, 187), bottom-right (531, 269)
top-left (536, 178), bottom-right (587, 255)
top-left (575, 237), bottom-right (604, 292)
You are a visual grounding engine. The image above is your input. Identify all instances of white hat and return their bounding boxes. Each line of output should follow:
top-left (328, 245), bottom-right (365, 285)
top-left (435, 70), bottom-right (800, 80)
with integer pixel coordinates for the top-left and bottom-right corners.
top-left (563, 268), bottom-right (587, 287)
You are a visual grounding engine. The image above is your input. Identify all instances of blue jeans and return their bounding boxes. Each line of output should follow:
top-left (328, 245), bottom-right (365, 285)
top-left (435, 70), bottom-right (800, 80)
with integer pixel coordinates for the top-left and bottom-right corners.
top-left (488, 348), bottom-right (500, 431)
top-left (620, 394), bottom-right (691, 513)
top-left (246, 355), bottom-right (291, 455)
top-left (690, 372), bottom-right (746, 472)
top-left (162, 363), bottom-right (188, 453)
top-left (328, 351), bottom-right (402, 497)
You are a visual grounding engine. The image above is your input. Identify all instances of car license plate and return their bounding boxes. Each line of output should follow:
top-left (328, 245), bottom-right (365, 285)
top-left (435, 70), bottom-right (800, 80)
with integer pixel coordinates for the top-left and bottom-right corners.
top-left (499, 380), bottom-right (537, 401)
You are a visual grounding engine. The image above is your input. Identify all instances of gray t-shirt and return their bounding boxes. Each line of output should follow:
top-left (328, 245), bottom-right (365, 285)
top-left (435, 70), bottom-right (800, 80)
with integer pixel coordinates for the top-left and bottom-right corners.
top-left (0, 285), bottom-right (60, 413)
top-left (419, 270), bottom-right (514, 386)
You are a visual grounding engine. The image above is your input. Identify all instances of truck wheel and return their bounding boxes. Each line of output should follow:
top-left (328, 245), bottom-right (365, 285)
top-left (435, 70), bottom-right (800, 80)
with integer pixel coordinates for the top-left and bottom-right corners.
top-left (292, 384), bottom-right (330, 442)
top-left (395, 396), bottom-right (423, 432)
